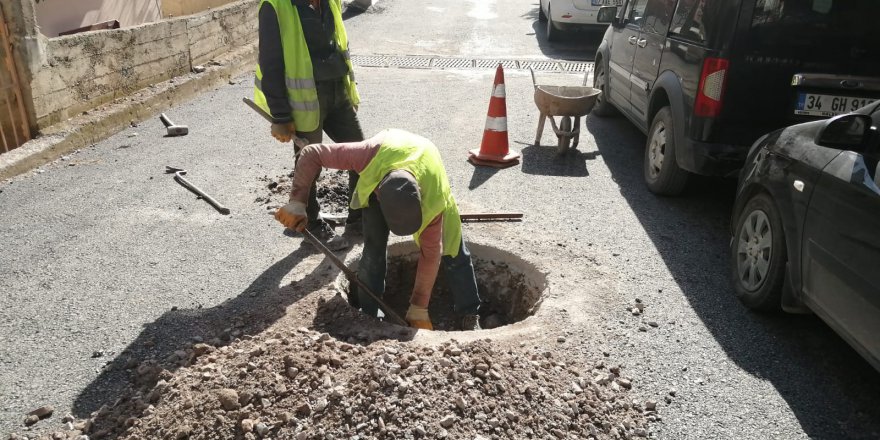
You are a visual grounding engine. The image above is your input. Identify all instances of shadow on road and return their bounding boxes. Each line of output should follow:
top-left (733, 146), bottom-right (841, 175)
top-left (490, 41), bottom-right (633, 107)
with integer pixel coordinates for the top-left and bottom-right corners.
top-left (468, 165), bottom-right (503, 190)
top-left (520, 142), bottom-right (595, 177)
top-left (522, 4), bottom-right (603, 61)
top-left (586, 116), bottom-right (880, 439)
top-left (70, 243), bottom-right (353, 436)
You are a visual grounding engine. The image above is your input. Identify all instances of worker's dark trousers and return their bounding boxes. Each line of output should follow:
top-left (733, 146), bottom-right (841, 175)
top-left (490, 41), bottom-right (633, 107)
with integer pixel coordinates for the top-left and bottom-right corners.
top-left (354, 194), bottom-right (482, 320)
top-left (296, 77), bottom-right (364, 227)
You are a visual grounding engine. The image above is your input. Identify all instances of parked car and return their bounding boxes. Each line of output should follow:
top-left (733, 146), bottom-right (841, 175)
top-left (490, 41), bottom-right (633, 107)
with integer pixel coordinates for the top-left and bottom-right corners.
top-left (592, 0), bottom-right (880, 195)
top-left (539, 0), bottom-right (620, 41)
top-left (730, 101), bottom-right (880, 371)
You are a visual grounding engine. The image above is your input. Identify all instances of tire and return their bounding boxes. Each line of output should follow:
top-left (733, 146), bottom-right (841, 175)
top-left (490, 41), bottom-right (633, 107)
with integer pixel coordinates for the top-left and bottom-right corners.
top-left (730, 193), bottom-right (787, 311)
top-left (547, 6), bottom-right (560, 42)
top-left (644, 107), bottom-right (689, 195)
top-left (557, 117), bottom-right (572, 154)
top-left (591, 59), bottom-right (617, 117)
top-left (538, 2), bottom-right (547, 21)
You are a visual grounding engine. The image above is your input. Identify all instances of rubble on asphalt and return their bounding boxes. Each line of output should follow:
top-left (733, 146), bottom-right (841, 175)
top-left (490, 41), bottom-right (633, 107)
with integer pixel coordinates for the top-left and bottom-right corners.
top-left (11, 328), bottom-right (655, 440)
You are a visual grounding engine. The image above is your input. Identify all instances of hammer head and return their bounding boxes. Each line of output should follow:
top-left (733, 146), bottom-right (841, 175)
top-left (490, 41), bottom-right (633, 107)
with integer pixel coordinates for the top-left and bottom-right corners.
top-left (166, 125), bottom-right (189, 137)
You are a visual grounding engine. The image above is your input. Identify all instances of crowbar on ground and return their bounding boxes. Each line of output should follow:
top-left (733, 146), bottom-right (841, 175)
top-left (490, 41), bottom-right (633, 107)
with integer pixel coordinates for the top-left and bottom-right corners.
top-left (165, 166), bottom-right (231, 215)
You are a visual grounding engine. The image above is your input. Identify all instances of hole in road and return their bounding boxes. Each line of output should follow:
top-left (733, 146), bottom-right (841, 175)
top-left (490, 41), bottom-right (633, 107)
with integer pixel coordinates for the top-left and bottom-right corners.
top-left (336, 242), bottom-right (546, 331)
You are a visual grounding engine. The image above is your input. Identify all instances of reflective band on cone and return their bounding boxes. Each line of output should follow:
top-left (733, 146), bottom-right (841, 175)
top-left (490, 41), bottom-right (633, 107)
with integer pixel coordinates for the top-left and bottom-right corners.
top-left (484, 116), bottom-right (507, 132)
top-left (468, 64), bottom-right (520, 169)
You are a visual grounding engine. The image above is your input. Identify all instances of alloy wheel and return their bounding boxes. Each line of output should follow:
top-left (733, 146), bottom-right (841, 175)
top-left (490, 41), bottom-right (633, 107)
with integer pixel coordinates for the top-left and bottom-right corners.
top-left (736, 210), bottom-right (773, 291)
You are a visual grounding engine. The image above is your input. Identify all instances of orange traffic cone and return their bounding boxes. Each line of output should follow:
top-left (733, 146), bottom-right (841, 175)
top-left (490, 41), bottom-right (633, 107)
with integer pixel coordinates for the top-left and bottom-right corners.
top-left (468, 64), bottom-right (520, 168)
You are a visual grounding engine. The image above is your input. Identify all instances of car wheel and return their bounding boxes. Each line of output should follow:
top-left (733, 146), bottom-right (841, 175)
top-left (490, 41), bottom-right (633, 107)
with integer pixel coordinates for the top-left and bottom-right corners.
top-left (538, 2), bottom-right (547, 21)
top-left (644, 107), bottom-right (688, 195)
top-left (547, 6), bottom-right (560, 42)
top-left (730, 193), bottom-right (787, 311)
top-left (591, 59), bottom-right (617, 117)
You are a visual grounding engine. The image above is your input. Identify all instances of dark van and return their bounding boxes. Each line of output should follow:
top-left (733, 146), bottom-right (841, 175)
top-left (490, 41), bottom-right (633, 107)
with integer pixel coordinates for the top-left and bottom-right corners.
top-left (592, 0), bottom-right (880, 195)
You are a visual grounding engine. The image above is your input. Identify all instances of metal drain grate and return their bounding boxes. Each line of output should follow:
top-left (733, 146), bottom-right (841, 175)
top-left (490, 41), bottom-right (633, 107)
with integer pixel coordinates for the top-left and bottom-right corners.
top-left (389, 56), bottom-right (432, 68)
top-left (476, 59), bottom-right (519, 69)
top-left (520, 60), bottom-right (561, 71)
top-left (432, 58), bottom-right (475, 69)
top-left (562, 62), bottom-right (594, 73)
top-left (350, 55), bottom-right (594, 74)
top-left (350, 55), bottom-right (388, 67)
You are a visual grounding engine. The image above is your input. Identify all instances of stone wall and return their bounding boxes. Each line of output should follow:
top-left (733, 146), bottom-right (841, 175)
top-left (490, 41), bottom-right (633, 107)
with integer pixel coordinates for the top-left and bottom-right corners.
top-left (25, 0), bottom-right (258, 129)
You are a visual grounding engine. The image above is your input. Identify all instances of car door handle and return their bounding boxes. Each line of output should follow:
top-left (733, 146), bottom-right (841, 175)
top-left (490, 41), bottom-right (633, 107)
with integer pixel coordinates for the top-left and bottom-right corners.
top-left (637, 38), bottom-right (647, 47)
top-left (628, 36), bottom-right (638, 45)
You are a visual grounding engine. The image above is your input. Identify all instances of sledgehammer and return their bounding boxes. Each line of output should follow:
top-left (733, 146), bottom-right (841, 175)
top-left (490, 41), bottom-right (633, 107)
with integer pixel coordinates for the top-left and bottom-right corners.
top-left (159, 113), bottom-right (189, 137)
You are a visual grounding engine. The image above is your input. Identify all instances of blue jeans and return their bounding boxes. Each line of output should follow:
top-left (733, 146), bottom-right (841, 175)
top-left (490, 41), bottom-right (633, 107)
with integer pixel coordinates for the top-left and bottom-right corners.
top-left (354, 194), bottom-right (481, 318)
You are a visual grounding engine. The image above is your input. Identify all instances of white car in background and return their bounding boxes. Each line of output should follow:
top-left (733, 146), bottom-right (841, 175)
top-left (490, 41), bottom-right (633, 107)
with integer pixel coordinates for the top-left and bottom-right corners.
top-left (539, 0), bottom-right (620, 41)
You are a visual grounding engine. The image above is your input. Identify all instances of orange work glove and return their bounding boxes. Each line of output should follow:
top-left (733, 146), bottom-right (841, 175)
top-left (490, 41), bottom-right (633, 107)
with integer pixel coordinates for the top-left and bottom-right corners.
top-left (271, 122), bottom-right (296, 143)
top-left (405, 304), bottom-right (433, 330)
top-left (274, 201), bottom-right (308, 232)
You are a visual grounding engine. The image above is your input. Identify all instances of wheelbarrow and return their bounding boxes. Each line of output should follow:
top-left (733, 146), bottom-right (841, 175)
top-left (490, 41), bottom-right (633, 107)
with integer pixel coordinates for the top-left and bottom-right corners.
top-left (531, 69), bottom-right (602, 154)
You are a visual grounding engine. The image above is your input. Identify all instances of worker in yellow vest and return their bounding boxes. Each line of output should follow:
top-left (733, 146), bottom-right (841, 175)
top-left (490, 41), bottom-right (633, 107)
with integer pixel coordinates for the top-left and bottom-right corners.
top-left (274, 130), bottom-right (483, 331)
top-left (255, 0), bottom-right (363, 251)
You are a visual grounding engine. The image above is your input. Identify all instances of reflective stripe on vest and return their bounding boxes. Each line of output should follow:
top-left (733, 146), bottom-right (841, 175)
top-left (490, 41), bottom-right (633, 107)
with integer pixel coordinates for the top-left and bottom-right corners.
top-left (253, 0), bottom-right (359, 130)
top-left (352, 129), bottom-right (462, 257)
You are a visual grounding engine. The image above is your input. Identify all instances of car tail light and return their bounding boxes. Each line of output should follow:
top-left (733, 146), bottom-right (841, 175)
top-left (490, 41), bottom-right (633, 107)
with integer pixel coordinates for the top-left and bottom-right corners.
top-left (694, 57), bottom-right (729, 118)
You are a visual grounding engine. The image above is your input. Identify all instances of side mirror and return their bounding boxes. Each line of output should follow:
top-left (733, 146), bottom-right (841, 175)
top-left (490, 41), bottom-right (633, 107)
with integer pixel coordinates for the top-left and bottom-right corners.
top-left (816, 113), bottom-right (874, 149)
top-left (597, 6), bottom-right (618, 24)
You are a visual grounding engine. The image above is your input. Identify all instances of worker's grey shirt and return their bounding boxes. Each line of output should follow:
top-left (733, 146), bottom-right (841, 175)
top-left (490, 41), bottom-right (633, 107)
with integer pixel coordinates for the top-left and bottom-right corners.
top-left (258, 0), bottom-right (350, 123)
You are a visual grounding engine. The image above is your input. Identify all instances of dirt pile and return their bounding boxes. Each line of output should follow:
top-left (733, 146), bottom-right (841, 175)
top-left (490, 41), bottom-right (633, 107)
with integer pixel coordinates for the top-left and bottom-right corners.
top-left (64, 325), bottom-right (653, 440)
top-left (256, 170), bottom-right (351, 215)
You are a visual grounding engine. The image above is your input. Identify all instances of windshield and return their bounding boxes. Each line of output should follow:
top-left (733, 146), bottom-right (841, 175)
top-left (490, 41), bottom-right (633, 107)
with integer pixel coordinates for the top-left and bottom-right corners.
top-left (747, 0), bottom-right (880, 74)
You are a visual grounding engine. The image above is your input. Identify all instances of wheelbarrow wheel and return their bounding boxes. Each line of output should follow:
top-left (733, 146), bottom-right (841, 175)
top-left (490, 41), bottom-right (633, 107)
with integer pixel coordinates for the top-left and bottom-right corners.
top-left (557, 116), bottom-right (572, 154)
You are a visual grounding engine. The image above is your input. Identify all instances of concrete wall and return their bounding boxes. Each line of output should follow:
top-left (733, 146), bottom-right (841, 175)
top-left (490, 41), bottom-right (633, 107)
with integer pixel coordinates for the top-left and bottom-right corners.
top-left (25, 0), bottom-right (258, 129)
top-left (162, 0), bottom-right (237, 18)
top-left (1, 0), bottom-right (40, 143)
top-left (34, 0), bottom-right (163, 37)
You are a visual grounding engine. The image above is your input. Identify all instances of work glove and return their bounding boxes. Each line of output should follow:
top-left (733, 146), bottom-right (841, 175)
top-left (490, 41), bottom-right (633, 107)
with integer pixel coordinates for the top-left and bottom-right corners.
top-left (405, 304), bottom-right (433, 331)
top-left (274, 201), bottom-right (308, 232)
top-left (271, 122), bottom-right (296, 143)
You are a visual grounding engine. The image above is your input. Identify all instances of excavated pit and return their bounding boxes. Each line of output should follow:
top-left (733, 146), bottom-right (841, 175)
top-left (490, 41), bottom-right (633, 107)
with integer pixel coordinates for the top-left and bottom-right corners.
top-left (336, 242), bottom-right (546, 331)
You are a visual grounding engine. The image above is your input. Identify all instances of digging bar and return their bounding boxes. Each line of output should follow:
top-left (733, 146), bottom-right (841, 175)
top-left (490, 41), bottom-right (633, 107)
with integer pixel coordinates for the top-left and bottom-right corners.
top-left (460, 213), bottom-right (523, 222)
top-left (243, 97), bottom-right (309, 150)
top-left (300, 229), bottom-right (408, 327)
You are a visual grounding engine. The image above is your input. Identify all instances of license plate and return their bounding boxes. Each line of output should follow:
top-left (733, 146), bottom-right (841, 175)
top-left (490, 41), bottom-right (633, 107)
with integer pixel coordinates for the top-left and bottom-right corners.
top-left (795, 93), bottom-right (877, 117)
top-left (602, 0), bottom-right (623, 5)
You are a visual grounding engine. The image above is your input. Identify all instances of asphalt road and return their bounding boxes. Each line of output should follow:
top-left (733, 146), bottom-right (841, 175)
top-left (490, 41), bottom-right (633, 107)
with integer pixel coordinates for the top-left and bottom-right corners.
top-left (2, 0), bottom-right (879, 438)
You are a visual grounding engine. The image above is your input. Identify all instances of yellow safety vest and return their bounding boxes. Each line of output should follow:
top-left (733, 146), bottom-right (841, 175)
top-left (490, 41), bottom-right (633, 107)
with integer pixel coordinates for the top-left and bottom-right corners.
top-left (253, 0), bottom-right (360, 132)
top-left (352, 129), bottom-right (463, 257)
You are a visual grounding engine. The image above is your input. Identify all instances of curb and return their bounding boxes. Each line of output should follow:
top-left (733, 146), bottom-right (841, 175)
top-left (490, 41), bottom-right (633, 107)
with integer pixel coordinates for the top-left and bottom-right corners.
top-left (0, 43), bottom-right (258, 182)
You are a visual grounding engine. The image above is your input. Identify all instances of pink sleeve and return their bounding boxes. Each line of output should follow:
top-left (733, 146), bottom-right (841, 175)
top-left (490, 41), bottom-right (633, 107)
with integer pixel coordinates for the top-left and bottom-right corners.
top-left (410, 214), bottom-right (443, 308)
top-left (289, 138), bottom-right (379, 203)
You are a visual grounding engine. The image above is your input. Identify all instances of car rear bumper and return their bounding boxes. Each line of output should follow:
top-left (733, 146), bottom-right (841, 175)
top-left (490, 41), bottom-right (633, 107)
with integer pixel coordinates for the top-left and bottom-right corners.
top-left (678, 138), bottom-right (748, 176)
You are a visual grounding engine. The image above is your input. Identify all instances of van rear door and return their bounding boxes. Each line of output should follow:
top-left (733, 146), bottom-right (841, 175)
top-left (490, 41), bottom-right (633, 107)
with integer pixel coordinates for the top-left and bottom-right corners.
top-left (722, 0), bottom-right (880, 145)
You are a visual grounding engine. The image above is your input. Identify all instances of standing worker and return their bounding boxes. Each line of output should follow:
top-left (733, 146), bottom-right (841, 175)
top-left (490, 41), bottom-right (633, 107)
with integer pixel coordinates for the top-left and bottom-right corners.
top-left (274, 129), bottom-right (483, 331)
top-left (254, 0), bottom-right (364, 251)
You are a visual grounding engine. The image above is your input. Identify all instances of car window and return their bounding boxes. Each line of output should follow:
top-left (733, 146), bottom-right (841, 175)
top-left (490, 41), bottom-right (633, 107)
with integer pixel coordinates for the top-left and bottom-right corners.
top-left (627, 0), bottom-right (650, 27)
top-left (747, 0), bottom-right (880, 74)
top-left (642, 0), bottom-right (676, 34)
top-left (669, 0), bottom-right (707, 44)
